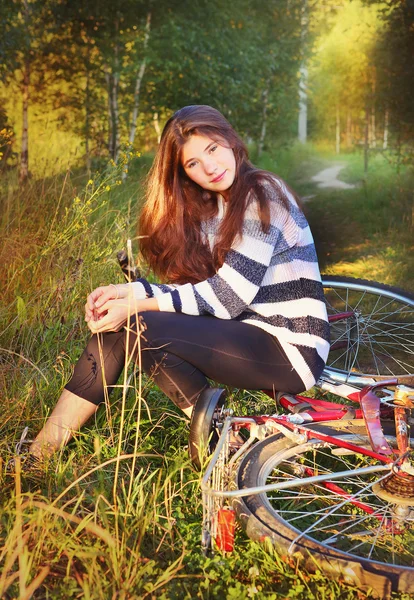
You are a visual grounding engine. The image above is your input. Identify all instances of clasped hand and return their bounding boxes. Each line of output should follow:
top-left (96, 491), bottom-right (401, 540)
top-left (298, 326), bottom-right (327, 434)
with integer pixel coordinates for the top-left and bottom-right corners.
top-left (85, 284), bottom-right (137, 334)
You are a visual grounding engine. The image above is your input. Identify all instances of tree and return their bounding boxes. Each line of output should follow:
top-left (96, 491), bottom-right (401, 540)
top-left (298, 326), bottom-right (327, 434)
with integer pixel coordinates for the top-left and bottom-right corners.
top-left (0, 0), bottom-right (58, 180)
top-left (0, 106), bottom-right (15, 170)
top-left (143, 0), bottom-right (303, 151)
top-left (298, 0), bottom-right (309, 144)
top-left (308, 1), bottom-right (383, 155)
top-left (43, 0), bottom-right (154, 165)
top-left (372, 0), bottom-right (414, 168)
top-left (244, 0), bottom-right (303, 154)
top-left (0, 0), bottom-right (319, 174)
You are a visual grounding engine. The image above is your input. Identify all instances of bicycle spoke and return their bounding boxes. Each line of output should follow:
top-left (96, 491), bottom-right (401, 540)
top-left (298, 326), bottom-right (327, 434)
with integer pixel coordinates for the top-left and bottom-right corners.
top-left (367, 512), bottom-right (388, 560)
top-left (261, 439), bottom-right (414, 566)
top-left (286, 472), bottom-right (391, 551)
top-left (313, 506), bottom-right (388, 542)
top-left (237, 420), bottom-right (414, 590)
top-left (323, 278), bottom-right (414, 379)
top-left (366, 339), bottom-right (414, 374)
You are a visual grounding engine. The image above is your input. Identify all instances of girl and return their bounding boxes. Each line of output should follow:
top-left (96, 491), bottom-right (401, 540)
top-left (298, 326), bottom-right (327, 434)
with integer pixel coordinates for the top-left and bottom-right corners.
top-left (28, 105), bottom-right (330, 460)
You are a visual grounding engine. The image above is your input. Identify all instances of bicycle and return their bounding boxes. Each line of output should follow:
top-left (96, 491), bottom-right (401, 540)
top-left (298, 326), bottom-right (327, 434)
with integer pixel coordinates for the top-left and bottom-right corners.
top-left (187, 276), bottom-right (414, 597)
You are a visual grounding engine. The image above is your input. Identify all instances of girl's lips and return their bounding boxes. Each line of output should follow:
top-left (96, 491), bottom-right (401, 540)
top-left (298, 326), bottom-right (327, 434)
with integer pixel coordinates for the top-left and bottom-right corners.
top-left (211, 170), bottom-right (226, 183)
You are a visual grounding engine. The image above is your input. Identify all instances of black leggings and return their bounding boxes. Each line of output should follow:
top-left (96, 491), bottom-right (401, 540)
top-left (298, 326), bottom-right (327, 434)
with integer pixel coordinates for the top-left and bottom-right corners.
top-left (65, 312), bottom-right (305, 409)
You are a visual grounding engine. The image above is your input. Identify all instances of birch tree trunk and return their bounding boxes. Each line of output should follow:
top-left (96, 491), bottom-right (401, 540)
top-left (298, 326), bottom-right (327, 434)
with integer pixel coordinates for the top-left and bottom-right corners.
top-left (257, 85), bottom-right (269, 157)
top-left (19, 58), bottom-right (30, 182)
top-left (112, 34), bottom-right (120, 162)
top-left (371, 107), bottom-right (376, 148)
top-left (383, 108), bottom-right (389, 150)
top-left (335, 105), bottom-right (340, 155)
top-left (153, 112), bottom-right (161, 143)
top-left (364, 105), bottom-right (369, 175)
top-left (298, 64), bottom-right (307, 144)
top-left (298, 0), bottom-right (308, 144)
top-left (105, 68), bottom-right (113, 157)
top-left (127, 12), bottom-right (151, 147)
top-left (19, 0), bottom-right (30, 182)
top-left (346, 110), bottom-right (352, 149)
top-left (106, 60), bottom-right (120, 161)
top-left (106, 16), bottom-right (120, 162)
top-left (370, 75), bottom-right (376, 148)
top-left (122, 12), bottom-right (152, 181)
top-left (85, 41), bottom-right (91, 175)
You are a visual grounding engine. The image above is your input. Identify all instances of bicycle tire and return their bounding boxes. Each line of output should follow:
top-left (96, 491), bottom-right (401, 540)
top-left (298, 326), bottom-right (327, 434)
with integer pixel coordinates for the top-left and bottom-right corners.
top-left (235, 420), bottom-right (414, 596)
top-left (322, 276), bottom-right (414, 385)
top-left (189, 388), bottom-right (227, 469)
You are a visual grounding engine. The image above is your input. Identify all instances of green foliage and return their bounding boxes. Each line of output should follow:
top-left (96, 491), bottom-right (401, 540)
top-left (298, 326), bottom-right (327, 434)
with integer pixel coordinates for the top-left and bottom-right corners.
top-left (308, 1), bottom-right (382, 140)
top-left (146, 0), bottom-right (304, 143)
top-left (371, 0), bottom-right (414, 162)
top-left (0, 105), bottom-right (15, 167)
top-left (306, 0), bottom-right (414, 162)
top-left (1, 0), bottom-right (412, 175)
top-left (0, 0), bottom-right (307, 173)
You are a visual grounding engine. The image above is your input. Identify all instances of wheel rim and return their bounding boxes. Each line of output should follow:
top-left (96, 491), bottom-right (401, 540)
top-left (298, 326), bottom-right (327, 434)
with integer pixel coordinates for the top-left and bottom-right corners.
top-left (189, 388), bottom-right (227, 469)
top-left (257, 435), bottom-right (414, 567)
top-left (323, 279), bottom-right (414, 382)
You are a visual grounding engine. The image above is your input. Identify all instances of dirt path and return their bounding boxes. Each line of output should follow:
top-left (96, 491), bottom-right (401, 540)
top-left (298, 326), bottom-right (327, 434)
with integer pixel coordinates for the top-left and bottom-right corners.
top-left (302, 161), bottom-right (360, 270)
top-left (311, 164), bottom-right (355, 190)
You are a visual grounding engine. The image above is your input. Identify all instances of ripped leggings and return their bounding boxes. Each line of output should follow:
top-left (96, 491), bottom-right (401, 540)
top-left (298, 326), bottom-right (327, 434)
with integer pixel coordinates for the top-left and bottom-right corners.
top-left (65, 312), bottom-right (305, 409)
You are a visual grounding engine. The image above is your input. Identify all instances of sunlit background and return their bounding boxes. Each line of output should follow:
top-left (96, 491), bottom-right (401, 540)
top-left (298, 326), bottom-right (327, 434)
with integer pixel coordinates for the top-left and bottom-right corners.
top-left (1, 0), bottom-right (412, 176)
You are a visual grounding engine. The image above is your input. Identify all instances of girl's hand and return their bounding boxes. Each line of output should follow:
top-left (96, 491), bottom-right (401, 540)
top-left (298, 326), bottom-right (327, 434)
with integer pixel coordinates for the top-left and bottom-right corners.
top-left (87, 298), bottom-right (137, 334)
top-left (85, 284), bottom-right (131, 323)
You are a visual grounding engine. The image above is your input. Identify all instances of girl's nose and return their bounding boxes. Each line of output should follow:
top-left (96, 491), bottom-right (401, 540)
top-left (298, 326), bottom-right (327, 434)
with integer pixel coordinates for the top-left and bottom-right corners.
top-left (204, 158), bottom-right (217, 175)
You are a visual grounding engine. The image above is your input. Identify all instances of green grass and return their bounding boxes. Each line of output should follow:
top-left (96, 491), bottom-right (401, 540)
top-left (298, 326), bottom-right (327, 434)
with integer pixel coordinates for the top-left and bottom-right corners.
top-left (255, 141), bottom-right (328, 193)
top-left (256, 143), bottom-right (413, 291)
top-left (299, 149), bottom-right (412, 291)
top-left (1, 144), bottom-right (413, 598)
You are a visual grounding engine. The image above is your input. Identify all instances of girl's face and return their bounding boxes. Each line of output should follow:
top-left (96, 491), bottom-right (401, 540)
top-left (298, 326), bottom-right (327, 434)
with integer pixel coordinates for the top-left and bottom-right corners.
top-left (181, 134), bottom-right (236, 195)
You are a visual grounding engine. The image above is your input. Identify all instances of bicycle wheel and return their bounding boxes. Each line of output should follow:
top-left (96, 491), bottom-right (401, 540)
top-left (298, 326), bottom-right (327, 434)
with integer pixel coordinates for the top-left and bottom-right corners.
top-left (189, 388), bottom-right (227, 469)
top-left (235, 420), bottom-right (414, 596)
top-left (322, 276), bottom-right (414, 385)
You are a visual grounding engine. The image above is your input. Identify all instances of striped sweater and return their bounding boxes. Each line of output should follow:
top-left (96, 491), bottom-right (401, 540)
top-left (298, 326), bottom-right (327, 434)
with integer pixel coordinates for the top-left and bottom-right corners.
top-left (130, 179), bottom-right (330, 390)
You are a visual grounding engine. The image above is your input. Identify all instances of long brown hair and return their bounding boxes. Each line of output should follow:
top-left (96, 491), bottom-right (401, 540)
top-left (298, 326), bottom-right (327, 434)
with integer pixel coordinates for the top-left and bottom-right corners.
top-left (139, 105), bottom-right (291, 284)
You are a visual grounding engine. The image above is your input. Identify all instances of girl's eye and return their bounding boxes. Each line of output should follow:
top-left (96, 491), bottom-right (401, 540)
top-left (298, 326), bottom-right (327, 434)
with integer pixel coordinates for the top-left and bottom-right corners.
top-left (209, 145), bottom-right (218, 154)
top-left (187, 161), bottom-right (197, 169)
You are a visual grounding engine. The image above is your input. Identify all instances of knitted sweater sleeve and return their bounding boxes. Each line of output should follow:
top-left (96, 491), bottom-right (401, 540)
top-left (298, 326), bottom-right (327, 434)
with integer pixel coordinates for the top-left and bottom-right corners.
top-left (155, 188), bottom-right (300, 319)
top-left (129, 279), bottom-right (180, 300)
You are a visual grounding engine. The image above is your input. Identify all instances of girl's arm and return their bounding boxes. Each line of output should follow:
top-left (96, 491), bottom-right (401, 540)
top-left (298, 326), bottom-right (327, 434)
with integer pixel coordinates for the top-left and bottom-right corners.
top-left (154, 186), bottom-right (305, 320)
top-left (87, 182), bottom-right (307, 331)
top-left (86, 289), bottom-right (160, 334)
top-left (128, 279), bottom-right (180, 300)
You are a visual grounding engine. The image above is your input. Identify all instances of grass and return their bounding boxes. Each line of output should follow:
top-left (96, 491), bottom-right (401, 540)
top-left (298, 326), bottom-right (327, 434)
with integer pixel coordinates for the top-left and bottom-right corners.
top-left (1, 143), bottom-right (413, 598)
top-left (305, 152), bottom-right (414, 291)
top-left (256, 144), bottom-right (414, 292)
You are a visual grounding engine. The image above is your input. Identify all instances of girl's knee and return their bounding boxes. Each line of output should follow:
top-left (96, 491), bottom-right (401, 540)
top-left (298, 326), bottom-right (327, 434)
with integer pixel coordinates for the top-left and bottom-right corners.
top-left (138, 312), bottom-right (164, 342)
